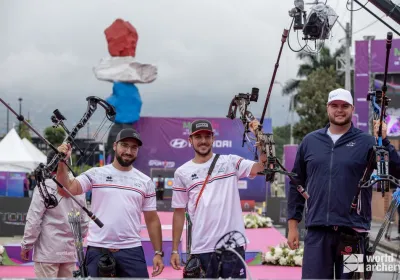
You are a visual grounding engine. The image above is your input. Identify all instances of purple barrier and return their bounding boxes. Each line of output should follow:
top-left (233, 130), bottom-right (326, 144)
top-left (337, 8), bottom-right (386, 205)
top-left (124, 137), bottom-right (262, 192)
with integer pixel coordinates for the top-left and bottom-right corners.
top-left (354, 38), bottom-right (400, 133)
top-left (284, 145), bottom-right (298, 198)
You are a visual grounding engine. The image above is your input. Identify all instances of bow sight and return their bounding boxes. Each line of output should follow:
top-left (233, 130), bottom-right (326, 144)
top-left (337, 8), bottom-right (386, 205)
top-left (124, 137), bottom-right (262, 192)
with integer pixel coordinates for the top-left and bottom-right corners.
top-left (226, 87), bottom-right (259, 124)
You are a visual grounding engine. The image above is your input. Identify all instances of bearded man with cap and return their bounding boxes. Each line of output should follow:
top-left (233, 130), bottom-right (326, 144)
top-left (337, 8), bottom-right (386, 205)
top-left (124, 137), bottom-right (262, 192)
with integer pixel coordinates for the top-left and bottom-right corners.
top-left (287, 88), bottom-right (400, 279)
top-left (170, 119), bottom-right (267, 278)
top-left (56, 128), bottom-right (164, 278)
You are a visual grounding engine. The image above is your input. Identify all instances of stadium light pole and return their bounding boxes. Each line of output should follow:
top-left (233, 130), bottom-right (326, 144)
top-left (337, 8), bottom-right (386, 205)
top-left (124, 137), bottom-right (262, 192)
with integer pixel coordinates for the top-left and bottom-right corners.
top-left (18, 98), bottom-right (23, 136)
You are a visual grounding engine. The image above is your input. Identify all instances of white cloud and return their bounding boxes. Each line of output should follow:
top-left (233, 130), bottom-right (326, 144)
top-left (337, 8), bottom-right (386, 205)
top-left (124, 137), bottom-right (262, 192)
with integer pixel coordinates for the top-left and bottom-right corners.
top-left (0, 46), bottom-right (85, 93)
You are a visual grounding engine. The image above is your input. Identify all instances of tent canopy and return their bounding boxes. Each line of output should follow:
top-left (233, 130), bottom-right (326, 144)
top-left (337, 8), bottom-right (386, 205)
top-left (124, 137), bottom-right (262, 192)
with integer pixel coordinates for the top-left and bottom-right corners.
top-left (0, 128), bottom-right (43, 172)
top-left (22, 138), bottom-right (47, 165)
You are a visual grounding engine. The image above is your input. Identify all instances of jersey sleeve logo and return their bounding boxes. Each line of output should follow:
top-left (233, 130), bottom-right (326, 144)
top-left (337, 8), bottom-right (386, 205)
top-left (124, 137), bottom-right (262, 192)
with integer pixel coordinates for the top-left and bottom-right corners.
top-left (236, 158), bottom-right (243, 170)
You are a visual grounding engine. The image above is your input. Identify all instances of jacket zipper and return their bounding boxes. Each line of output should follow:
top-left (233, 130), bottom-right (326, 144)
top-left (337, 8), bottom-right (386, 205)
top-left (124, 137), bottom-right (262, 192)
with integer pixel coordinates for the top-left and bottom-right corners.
top-left (327, 146), bottom-right (334, 224)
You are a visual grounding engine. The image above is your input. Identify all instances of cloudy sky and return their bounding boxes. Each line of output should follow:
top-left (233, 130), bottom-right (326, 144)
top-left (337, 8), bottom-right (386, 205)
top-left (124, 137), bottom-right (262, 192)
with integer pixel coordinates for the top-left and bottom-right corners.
top-left (0, 0), bottom-right (399, 138)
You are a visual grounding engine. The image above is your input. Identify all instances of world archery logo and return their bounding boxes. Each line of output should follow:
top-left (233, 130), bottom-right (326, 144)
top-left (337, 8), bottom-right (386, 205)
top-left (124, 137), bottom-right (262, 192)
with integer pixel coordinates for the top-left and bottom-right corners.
top-left (343, 254), bottom-right (364, 273)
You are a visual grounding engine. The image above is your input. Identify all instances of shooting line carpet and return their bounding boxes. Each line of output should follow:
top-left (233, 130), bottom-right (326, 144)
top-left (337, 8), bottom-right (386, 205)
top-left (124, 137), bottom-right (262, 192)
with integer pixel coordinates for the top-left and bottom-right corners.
top-left (0, 212), bottom-right (301, 279)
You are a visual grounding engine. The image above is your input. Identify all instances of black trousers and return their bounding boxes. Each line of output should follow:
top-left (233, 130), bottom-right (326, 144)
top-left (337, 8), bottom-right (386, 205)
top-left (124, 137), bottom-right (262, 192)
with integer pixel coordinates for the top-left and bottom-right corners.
top-left (156, 190), bottom-right (164, 200)
top-left (196, 246), bottom-right (246, 278)
top-left (85, 246), bottom-right (148, 278)
top-left (302, 226), bottom-right (368, 279)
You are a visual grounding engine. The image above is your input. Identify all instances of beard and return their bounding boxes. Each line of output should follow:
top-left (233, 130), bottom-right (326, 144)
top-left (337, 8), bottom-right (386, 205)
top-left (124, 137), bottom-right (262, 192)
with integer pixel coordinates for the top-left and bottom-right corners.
top-left (329, 114), bottom-right (352, 126)
top-left (116, 153), bottom-right (136, 167)
top-left (193, 144), bottom-right (212, 157)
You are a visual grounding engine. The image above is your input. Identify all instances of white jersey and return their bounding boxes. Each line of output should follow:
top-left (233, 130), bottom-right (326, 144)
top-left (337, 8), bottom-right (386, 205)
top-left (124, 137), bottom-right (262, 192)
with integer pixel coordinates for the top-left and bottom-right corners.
top-left (172, 153), bottom-right (256, 254)
top-left (75, 164), bottom-right (156, 249)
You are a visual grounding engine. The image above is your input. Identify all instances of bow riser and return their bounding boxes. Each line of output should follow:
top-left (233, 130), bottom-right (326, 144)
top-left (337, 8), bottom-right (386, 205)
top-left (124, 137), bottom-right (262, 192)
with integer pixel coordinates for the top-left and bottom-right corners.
top-left (226, 90), bottom-right (308, 199)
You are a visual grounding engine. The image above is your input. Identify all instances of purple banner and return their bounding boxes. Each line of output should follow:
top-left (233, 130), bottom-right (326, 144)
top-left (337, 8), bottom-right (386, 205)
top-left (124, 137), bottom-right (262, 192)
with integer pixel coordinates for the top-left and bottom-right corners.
top-left (371, 40), bottom-right (400, 73)
top-left (6, 173), bottom-right (25, 197)
top-left (352, 114), bottom-right (359, 128)
top-left (0, 172), bottom-right (7, 196)
top-left (132, 117), bottom-right (272, 202)
top-left (355, 38), bottom-right (400, 133)
top-left (284, 145), bottom-right (298, 198)
top-left (355, 40), bottom-right (371, 132)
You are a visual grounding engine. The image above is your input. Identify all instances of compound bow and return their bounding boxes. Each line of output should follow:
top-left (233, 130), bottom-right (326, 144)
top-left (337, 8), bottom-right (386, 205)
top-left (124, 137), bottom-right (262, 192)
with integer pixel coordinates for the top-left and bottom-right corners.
top-left (347, 32), bottom-right (400, 272)
top-left (226, 28), bottom-right (309, 200)
top-left (0, 96), bottom-right (116, 228)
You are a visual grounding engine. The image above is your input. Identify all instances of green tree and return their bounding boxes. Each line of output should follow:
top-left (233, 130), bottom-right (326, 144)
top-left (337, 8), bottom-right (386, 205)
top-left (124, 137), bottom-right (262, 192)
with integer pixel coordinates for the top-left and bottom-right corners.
top-left (273, 124), bottom-right (291, 161)
top-left (19, 120), bottom-right (32, 141)
top-left (292, 66), bottom-right (342, 141)
top-left (44, 126), bottom-right (66, 146)
top-left (72, 164), bottom-right (93, 176)
top-left (282, 45), bottom-right (345, 110)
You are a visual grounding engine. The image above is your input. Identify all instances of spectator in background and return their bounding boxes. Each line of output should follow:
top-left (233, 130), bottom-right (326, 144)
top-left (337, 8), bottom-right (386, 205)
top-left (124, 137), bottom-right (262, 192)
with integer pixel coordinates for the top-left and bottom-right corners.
top-left (28, 174), bottom-right (36, 198)
top-left (23, 174), bottom-right (30, 197)
top-left (21, 150), bottom-right (89, 278)
top-left (156, 175), bottom-right (165, 201)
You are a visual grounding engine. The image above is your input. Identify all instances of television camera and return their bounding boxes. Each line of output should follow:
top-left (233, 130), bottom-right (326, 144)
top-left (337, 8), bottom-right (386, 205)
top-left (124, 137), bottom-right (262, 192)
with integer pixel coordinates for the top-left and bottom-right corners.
top-left (289, 0), bottom-right (338, 40)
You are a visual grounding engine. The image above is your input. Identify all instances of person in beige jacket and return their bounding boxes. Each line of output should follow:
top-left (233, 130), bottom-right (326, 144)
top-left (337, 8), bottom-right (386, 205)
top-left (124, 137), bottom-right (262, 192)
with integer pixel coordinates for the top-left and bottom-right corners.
top-left (20, 151), bottom-right (89, 278)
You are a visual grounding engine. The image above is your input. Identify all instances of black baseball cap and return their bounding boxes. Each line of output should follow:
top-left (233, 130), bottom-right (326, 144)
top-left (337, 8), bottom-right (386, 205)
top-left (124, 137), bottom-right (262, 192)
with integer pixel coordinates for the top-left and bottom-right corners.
top-left (190, 120), bottom-right (213, 136)
top-left (115, 128), bottom-right (143, 146)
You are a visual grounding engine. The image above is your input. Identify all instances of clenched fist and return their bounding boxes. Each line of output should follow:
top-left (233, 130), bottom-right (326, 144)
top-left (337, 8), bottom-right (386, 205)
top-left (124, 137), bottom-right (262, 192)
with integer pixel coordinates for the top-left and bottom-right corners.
top-left (373, 120), bottom-right (387, 139)
top-left (249, 119), bottom-right (260, 134)
top-left (57, 143), bottom-right (72, 160)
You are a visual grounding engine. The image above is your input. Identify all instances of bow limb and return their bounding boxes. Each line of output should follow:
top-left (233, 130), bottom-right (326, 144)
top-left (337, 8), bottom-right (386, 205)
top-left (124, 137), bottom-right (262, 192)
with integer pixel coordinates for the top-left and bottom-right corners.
top-left (45, 96), bottom-right (116, 176)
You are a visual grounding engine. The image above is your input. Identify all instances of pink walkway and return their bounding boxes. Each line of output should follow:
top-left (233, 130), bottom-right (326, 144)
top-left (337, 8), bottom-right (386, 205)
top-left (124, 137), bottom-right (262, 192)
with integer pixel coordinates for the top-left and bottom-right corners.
top-left (0, 264), bottom-right (301, 279)
top-left (140, 211), bottom-right (288, 252)
top-left (0, 211), bottom-right (302, 279)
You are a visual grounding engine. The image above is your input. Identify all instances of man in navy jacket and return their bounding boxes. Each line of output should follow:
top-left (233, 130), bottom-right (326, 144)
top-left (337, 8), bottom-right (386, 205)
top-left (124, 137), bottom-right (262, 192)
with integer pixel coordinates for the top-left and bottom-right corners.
top-left (287, 88), bottom-right (400, 279)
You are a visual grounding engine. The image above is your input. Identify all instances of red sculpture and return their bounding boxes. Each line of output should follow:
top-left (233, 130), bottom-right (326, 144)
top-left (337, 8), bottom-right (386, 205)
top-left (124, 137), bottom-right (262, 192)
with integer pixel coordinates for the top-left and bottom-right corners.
top-left (104, 19), bottom-right (139, 57)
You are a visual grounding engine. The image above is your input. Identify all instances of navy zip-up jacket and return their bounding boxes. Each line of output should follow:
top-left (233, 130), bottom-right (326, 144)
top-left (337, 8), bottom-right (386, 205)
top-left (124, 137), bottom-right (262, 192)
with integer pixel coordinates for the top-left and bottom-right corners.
top-left (287, 123), bottom-right (400, 230)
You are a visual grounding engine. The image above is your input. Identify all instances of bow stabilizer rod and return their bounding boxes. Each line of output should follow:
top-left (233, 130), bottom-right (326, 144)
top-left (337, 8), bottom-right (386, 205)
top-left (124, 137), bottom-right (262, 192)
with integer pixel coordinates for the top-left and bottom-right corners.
top-left (260, 28), bottom-right (288, 126)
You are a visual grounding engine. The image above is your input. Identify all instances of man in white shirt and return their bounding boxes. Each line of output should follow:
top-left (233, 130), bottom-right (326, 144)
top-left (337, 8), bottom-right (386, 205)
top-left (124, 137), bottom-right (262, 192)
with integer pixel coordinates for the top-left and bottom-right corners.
top-left (56, 128), bottom-right (164, 278)
top-left (170, 119), bottom-right (267, 278)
